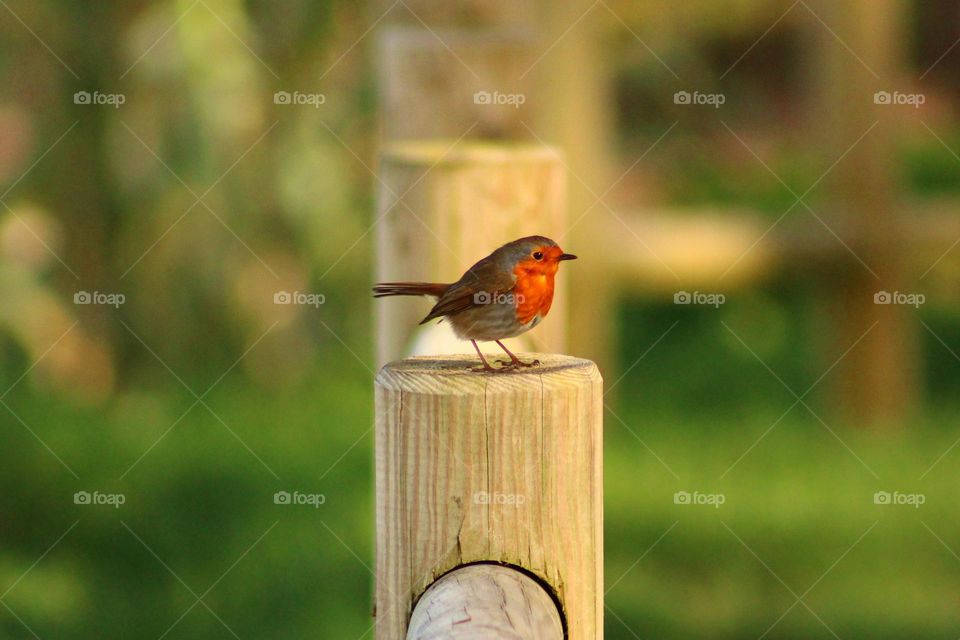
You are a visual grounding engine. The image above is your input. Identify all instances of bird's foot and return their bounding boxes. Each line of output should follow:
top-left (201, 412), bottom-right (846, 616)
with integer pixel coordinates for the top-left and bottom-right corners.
top-left (471, 363), bottom-right (500, 373)
top-left (496, 358), bottom-right (540, 369)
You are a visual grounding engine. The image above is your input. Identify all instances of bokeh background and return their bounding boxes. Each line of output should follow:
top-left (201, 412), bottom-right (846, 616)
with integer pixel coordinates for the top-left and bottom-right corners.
top-left (2, 0), bottom-right (960, 637)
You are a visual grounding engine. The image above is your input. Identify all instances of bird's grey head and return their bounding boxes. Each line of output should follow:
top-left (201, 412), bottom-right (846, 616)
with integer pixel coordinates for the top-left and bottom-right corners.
top-left (495, 235), bottom-right (559, 262)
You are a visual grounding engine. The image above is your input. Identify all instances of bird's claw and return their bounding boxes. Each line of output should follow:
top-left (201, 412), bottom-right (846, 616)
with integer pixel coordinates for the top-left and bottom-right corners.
top-left (495, 358), bottom-right (540, 368)
top-left (473, 359), bottom-right (540, 373)
top-left (471, 364), bottom-right (499, 373)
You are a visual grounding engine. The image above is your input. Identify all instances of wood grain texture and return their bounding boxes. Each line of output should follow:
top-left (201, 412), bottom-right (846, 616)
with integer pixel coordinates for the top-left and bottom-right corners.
top-left (375, 354), bottom-right (602, 639)
top-left (375, 143), bottom-right (567, 368)
top-left (406, 564), bottom-right (563, 639)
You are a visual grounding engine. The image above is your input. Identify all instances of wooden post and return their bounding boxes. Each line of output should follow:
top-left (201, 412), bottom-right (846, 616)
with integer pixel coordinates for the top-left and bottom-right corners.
top-left (376, 0), bottom-right (536, 142)
top-left (374, 143), bottom-right (567, 367)
top-left (537, 0), bottom-right (617, 376)
top-left (807, 0), bottom-right (920, 425)
top-left (407, 564), bottom-right (563, 639)
top-left (374, 354), bottom-right (603, 639)
top-left (378, 26), bottom-right (536, 141)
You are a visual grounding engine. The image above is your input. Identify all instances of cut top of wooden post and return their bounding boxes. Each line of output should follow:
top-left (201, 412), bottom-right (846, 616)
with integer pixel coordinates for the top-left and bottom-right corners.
top-left (381, 140), bottom-right (563, 167)
top-left (376, 352), bottom-right (594, 392)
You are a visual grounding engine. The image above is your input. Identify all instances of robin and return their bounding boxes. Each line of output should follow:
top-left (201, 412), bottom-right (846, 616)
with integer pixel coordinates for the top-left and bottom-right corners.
top-left (373, 236), bottom-right (577, 372)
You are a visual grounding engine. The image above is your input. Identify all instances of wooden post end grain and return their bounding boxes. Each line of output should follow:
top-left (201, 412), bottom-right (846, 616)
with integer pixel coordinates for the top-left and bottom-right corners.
top-left (406, 564), bottom-right (564, 639)
top-left (375, 353), bottom-right (603, 639)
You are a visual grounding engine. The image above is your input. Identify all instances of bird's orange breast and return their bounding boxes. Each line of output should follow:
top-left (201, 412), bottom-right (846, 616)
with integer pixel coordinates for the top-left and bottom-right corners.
top-left (512, 269), bottom-right (556, 325)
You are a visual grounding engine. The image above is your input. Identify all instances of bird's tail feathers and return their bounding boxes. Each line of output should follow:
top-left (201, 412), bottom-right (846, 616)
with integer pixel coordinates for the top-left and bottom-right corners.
top-left (372, 282), bottom-right (448, 298)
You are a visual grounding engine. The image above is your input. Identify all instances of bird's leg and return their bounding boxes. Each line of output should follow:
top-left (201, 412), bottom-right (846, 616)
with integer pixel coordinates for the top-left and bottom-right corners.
top-left (470, 340), bottom-right (499, 373)
top-left (494, 340), bottom-right (540, 368)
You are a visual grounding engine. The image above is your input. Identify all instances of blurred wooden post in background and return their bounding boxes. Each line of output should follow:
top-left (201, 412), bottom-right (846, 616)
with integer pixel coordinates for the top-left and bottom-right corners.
top-left (377, 0), bottom-right (535, 141)
top-left (537, 0), bottom-right (618, 375)
top-left (375, 143), bottom-right (566, 367)
top-left (808, 0), bottom-right (920, 425)
top-left (375, 0), bottom-right (572, 368)
top-left (375, 354), bottom-right (603, 638)
top-left (379, 27), bottom-right (535, 141)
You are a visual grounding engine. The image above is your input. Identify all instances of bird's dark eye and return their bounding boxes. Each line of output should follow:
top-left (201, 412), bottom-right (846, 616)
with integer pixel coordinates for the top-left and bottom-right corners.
top-left (533, 251), bottom-right (544, 261)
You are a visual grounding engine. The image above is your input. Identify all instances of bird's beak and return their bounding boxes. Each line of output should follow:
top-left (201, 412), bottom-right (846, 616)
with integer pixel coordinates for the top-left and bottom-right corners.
top-left (558, 253), bottom-right (578, 261)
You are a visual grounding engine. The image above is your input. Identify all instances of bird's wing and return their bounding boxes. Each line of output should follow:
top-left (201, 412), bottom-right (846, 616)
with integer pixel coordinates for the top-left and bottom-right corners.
top-left (419, 258), bottom-right (515, 324)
